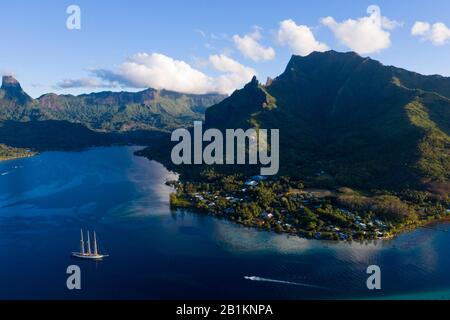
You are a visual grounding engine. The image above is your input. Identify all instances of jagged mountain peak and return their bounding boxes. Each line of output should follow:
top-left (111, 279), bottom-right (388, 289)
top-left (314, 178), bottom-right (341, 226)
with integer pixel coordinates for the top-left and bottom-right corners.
top-left (1, 75), bottom-right (20, 88)
top-left (0, 75), bottom-right (32, 105)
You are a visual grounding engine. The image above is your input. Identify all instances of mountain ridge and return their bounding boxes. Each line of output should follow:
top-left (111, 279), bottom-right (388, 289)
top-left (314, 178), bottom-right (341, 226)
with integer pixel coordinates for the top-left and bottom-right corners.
top-left (205, 50), bottom-right (450, 192)
top-left (0, 76), bottom-right (226, 132)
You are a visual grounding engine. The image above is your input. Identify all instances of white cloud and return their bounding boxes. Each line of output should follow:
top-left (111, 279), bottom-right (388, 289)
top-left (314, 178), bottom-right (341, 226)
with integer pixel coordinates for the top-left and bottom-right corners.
top-left (65, 53), bottom-right (256, 95)
top-left (209, 54), bottom-right (257, 94)
top-left (277, 19), bottom-right (329, 56)
top-left (321, 5), bottom-right (401, 55)
top-left (115, 53), bottom-right (213, 94)
top-left (412, 21), bottom-right (450, 46)
top-left (57, 77), bottom-right (116, 89)
top-left (209, 54), bottom-right (255, 76)
top-left (232, 28), bottom-right (276, 62)
top-left (411, 21), bottom-right (431, 36)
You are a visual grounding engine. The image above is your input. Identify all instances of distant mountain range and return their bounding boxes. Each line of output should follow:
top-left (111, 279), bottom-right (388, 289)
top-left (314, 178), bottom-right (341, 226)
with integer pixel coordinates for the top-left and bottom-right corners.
top-left (0, 75), bottom-right (225, 155)
top-left (0, 76), bottom-right (226, 132)
top-left (205, 51), bottom-right (450, 191)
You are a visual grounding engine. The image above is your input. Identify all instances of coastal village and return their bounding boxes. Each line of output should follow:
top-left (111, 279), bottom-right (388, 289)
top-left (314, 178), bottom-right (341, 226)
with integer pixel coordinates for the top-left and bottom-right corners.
top-left (167, 173), bottom-right (447, 241)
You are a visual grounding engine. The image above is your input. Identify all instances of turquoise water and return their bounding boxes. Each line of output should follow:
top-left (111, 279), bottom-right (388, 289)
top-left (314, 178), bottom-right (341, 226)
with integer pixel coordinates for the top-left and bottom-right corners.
top-left (0, 146), bottom-right (449, 300)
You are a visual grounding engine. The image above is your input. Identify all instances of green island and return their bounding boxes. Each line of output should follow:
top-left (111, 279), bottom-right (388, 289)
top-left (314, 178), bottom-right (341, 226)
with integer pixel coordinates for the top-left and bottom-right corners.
top-left (168, 172), bottom-right (450, 241)
top-left (0, 144), bottom-right (36, 161)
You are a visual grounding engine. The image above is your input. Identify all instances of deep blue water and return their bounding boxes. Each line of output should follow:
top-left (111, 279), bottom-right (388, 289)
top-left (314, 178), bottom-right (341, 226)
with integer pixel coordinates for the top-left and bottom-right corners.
top-left (0, 146), bottom-right (449, 300)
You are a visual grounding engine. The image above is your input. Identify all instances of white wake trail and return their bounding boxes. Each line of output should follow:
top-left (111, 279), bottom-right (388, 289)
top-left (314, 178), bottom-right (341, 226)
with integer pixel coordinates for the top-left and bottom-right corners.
top-left (244, 276), bottom-right (328, 290)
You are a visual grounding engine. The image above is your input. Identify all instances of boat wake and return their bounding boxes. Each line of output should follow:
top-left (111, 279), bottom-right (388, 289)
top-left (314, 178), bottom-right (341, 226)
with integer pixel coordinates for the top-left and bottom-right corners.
top-left (1, 166), bottom-right (21, 176)
top-left (244, 276), bottom-right (329, 290)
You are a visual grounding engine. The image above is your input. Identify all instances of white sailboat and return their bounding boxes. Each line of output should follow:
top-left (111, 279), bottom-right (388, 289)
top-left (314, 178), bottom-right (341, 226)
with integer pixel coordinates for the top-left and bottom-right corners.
top-left (72, 229), bottom-right (109, 260)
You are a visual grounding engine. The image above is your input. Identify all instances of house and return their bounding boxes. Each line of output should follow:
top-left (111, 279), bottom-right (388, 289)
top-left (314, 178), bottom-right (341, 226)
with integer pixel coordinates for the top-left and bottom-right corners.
top-left (375, 219), bottom-right (387, 228)
top-left (356, 222), bottom-right (367, 229)
top-left (194, 194), bottom-right (204, 200)
top-left (245, 180), bottom-right (258, 187)
top-left (244, 175), bottom-right (267, 187)
top-left (339, 233), bottom-right (349, 240)
top-left (261, 212), bottom-right (274, 219)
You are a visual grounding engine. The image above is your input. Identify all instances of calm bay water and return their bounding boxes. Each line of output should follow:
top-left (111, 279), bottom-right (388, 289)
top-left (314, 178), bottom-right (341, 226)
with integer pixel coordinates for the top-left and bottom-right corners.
top-left (0, 146), bottom-right (449, 300)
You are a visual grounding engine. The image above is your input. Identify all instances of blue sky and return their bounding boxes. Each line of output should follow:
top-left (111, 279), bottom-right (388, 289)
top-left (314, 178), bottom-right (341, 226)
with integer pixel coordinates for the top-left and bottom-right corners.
top-left (1, 0), bottom-right (449, 97)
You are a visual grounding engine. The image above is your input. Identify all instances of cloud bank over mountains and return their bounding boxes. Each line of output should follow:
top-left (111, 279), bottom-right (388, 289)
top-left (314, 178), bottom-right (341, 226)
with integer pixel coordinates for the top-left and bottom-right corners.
top-left (59, 53), bottom-right (256, 95)
top-left (57, 5), bottom-right (448, 95)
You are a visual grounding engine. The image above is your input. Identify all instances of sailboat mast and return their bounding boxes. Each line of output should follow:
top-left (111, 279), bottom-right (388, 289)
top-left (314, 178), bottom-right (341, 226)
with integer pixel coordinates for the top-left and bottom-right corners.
top-left (86, 230), bottom-right (92, 255)
top-left (93, 231), bottom-right (98, 255)
top-left (80, 229), bottom-right (85, 255)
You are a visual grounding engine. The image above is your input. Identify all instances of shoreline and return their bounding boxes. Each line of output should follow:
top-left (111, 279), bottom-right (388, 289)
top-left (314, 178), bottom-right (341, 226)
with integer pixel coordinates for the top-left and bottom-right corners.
top-left (172, 205), bottom-right (450, 242)
top-left (0, 152), bottom-right (37, 162)
top-left (169, 178), bottom-right (449, 242)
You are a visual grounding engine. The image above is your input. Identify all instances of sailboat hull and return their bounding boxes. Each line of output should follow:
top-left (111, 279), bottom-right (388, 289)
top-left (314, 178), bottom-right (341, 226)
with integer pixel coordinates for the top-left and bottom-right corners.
top-left (72, 252), bottom-right (108, 260)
